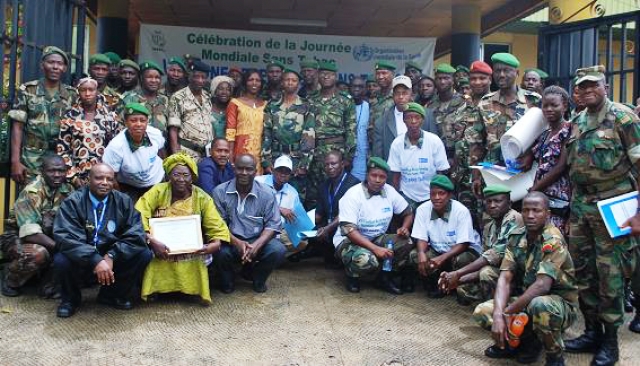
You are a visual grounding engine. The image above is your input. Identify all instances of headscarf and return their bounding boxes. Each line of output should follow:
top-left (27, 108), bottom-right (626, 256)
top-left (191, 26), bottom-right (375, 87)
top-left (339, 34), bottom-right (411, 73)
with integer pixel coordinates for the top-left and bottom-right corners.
top-left (210, 75), bottom-right (234, 93)
top-left (76, 77), bottom-right (98, 89)
top-left (163, 152), bottom-right (198, 179)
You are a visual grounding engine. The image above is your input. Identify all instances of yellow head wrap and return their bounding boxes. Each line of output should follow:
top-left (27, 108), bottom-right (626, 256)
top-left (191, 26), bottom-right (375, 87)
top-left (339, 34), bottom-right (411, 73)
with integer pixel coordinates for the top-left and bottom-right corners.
top-left (163, 152), bottom-right (198, 178)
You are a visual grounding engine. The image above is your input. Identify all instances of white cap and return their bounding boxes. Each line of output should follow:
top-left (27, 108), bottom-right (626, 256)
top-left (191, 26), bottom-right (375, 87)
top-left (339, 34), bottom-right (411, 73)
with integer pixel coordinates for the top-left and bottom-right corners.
top-left (392, 75), bottom-right (412, 90)
top-left (274, 155), bottom-right (293, 171)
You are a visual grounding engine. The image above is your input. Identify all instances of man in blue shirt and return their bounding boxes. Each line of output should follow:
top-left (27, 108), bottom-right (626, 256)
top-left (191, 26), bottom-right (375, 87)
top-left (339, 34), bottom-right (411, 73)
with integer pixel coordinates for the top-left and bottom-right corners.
top-left (349, 77), bottom-right (369, 181)
top-left (196, 138), bottom-right (234, 197)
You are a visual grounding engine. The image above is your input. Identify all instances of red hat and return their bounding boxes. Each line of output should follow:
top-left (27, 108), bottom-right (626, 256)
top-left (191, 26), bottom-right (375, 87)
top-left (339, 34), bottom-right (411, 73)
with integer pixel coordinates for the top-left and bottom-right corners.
top-left (470, 61), bottom-right (492, 75)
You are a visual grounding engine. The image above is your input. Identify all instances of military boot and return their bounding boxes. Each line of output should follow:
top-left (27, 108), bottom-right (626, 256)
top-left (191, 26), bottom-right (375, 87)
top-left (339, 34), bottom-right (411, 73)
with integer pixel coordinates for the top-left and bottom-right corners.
top-left (565, 318), bottom-right (603, 353)
top-left (630, 297), bottom-right (640, 333)
top-left (377, 272), bottom-right (402, 295)
top-left (400, 269), bottom-right (416, 293)
top-left (591, 324), bottom-right (619, 366)
top-left (515, 325), bottom-right (542, 364)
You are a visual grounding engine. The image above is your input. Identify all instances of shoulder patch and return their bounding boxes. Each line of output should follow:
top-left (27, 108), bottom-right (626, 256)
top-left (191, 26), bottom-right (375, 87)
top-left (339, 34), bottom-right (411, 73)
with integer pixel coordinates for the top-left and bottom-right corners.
top-left (541, 242), bottom-right (556, 253)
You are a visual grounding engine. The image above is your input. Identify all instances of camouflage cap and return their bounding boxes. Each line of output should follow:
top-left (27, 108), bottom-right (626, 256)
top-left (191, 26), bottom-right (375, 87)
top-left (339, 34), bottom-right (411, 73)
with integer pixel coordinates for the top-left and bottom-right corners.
top-left (575, 65), bottom-right (605, 85)
top-left (124, 102), bottom-right (150, 117)
top-left (89, 53), bottom-right (111, 66)
top-left (168, 57), bottom-right (187, 71)
top-left (41, 46), bottom-right (69, 65)
top-left (104, 52), bottom-right (122, 64)
top-left (318, 61), bottom-right (338, 72)
top-left (483, 184), bottom-right (511, 197)
top-left (430, 174), bottom-right (454, 192)
top-left (119, 59), bottom-right (140, 72)
top-left (299, 59), bottom-right (319, 69)
top-left (139, 60), bottom-right (164, 75)
top-left (404, 102), bottom-right (426, 118)
top-left (367, 156), bottom-right (390, 173)
top-left (435, 63), bottom-right (456, 74)
top-left (491, 53), bottom-right (520, 68)
top-left (375, 60), bottom-right (397, 71)
top-left (405, 60), bottom-right (422, 72)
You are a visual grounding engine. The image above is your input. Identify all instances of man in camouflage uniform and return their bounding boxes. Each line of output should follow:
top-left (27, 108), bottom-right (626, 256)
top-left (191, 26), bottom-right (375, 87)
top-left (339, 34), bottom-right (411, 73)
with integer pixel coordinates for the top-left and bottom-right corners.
top-left (452, 60), bottom-right (493, 224)
top-left (440, 185), bottom-right (524, 305)
top-left (430, 63), bottom-right (467, 164)
top-left (307, 61), bottom-right (356, 208)
top-left (262, 69), bottom-right (315, 200)
top-left (103, 51), bottom-right (122, 91)
top-left (87, 53), bottom-right (121, 111)
top-left (365, 75), bottom-right (381, 105)
top-left (563, 65), bottom-right (640, 366)
top-left (117, 59), bottom-right (140, 94)
top-left (263, 59), bottom-right (285, 102)
top-left (167, 60), bottom-right (213, 160)
top-left (8, 46), bottom-right (77, 185)
top-left (159, 57), bottom-right (188, 98)
top-left (367, 61), bottom-right (396, 149)
top-left (454, 65), bottom-right (470, 88)
top-left (473, 192), bottom-right (578, 366)
top-left (404, 61), bottom-right (422, 96)
top-left (334, 157), bottom-right (414, 294)
top-left (119, 61), bottom-right (169, 136)
top-left (298, 58), bottom-right (320, 100)
top-left (1, 154), bottom-right (73, 297)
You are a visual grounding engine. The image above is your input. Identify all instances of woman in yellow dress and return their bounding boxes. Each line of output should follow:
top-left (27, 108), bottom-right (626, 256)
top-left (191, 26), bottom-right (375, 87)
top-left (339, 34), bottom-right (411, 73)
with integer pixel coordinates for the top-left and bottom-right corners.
top-left (225, 69), bottom-right (266, 174)
top-left (135, 152), bottom-right (230, 304)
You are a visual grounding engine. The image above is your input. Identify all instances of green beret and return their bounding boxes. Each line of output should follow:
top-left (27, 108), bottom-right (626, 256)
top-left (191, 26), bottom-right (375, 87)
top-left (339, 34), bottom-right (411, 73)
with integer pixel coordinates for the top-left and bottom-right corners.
top-left (525, 68), bottom-right (549, 79)
top-left (366, 75), bottom-right (377, 83)
top-left (104, 52), bottom-right (122, 64)
top-left (375, 60), bottom-right (397, 71)
top-left (139, 60), bottom-right (164, 75)
top-left (299, 59), bottom-right (319, 69)
top-left (318, 61), bottom-right (338, 72)
top-left (404, 102), bottom-right (425, 118)
top-left (119, 59), bottom-right (140, 72)
top-left (89, 53), bottom-right (111, 66)
top-left (283, 68), bottom-right (301, 79)
top-left (124, 102), bottom-right (150, 117)
top-left (435, 63), bottom-right (456, 74)
top-left (168, 57), bottom-right (187, 71)
top-left (457, 77), bottom-right (469, 86)
top-left (483, 184), bottom-right (511, 198)
top-left (405, 61), bottom-right (422, 72)
top-left (367, 156), bottom-right (389, 173)
top-left (456, 65), bottom-right (470, 73)
top-left (41, 46), bottom-right (69, 65)
top-left (266, 59), bottom-right (286, 70)
top-left (491, 52), bottom-right (520, 68)
top-left (430, 174), bottom-right (454, 192)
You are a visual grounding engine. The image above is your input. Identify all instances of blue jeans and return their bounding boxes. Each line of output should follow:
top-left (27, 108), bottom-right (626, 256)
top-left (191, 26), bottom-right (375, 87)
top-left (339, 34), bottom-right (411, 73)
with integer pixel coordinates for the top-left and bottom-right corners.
top-left (213, 238), bottom-right (285, 287)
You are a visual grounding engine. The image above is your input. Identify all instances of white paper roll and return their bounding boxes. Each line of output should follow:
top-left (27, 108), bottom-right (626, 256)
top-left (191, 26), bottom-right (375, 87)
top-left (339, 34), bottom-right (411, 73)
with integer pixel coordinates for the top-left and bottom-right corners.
top-left (500, 107), bottom-right (547, 164)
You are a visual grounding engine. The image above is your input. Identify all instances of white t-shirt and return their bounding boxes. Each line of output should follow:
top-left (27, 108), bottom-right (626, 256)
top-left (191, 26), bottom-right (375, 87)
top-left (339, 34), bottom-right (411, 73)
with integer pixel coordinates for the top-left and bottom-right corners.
top-left (387, 130), bottom-right (450, 202)
top-left (102, 126), bottom-right (165, 188)
top-left (394, 107), bottom-right (407, 136)
top-left (333, 183), bottom-right (408, 247)
top-left (411, 199), bottom-right (481, 254)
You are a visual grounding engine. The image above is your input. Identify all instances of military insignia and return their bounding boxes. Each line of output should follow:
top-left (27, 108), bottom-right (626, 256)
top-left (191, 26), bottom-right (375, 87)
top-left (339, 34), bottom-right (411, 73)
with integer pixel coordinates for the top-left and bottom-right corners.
top-left (541, 242), bottom-right (555, 253)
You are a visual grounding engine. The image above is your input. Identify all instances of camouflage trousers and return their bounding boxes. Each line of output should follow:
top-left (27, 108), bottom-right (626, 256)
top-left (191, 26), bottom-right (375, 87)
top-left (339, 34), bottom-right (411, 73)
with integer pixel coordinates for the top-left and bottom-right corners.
top-left (1, 233), bottom-right (51, 288)
top-left (473, 295), bottom-right (577, 354)
top-left (456, 264), bottom-right (500, 304)
top-left (336, 234), bottom-right (414, 278)
top-left (569, 198), bottom-right (640, 326)
top-left (409, 247), bottom-right (478, 284)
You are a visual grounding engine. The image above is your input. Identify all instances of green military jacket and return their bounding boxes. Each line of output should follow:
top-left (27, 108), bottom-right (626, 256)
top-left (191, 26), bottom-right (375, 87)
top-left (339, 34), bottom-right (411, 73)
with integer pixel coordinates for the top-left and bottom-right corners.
top-left (309, 90), bottom-right (356, 160)
top-left (101, 85), bottom-right (122, 111)
top-left (262, 96), bottom-right (316, 170)
top-left (367, 90), bottom-right (394, 148)
top-left (8, 79), bottom-right (77, 180)
top-left (119, 89), bottom-right (170, 134)
top-left (482, 209), bottom-right (525, 266)
top-left (430, 92), bottom-right (467, 154)
top-left (477, 87), bottom-right (541, 165)
top-left (501, 223), bottom-right (579, 305)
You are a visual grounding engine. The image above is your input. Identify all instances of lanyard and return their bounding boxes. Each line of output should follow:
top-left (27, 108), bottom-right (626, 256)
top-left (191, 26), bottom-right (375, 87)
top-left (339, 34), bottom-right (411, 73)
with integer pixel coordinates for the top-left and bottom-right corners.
top-left (328, 173), bottom-right (347, 221)
top-left (93, 202), bottom-right (107, 248)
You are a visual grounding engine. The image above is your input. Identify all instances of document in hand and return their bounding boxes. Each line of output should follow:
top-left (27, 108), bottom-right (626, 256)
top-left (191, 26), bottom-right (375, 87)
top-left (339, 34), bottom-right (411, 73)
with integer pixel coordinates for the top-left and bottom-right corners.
top-left (597, 191), bottom-right (638, 238)
top-left (283, 201), bottom-right (315, 248)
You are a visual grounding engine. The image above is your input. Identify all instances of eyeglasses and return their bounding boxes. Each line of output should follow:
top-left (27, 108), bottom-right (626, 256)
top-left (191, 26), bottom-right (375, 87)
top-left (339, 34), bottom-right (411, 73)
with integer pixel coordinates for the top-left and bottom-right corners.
top-left (171, 172), bottom-right (192, 180)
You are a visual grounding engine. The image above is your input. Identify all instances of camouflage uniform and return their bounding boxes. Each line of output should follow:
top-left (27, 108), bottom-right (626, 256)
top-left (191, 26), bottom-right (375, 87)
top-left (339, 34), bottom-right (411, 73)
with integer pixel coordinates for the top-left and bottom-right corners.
top-left (566, 99), bottom-right (640, 326)
top-left (473, 223), bottom-right (579, 355)
top-left (8, 79), bottom-right (77, 182)
top-left (307, 91), bottom-right (356, 206)
top-left (367, 90), bottom-right (393, 149)
top-left (101, 85), bottom-right (122, 112)
top-left (457, 209), bottom-right (525, 302)
top-left (477, 87), bottom-right (541, 165)
top-left (337, 233), bottom-right (414, 278)
top-left (262, 96), bottom-right (316, 199)
top-left (168, 86), bottom-right (214, 160)
top-left (430, 93), bottom-right (467, 160)
top-left (119, 89), bottom-right (169, 135)
top-left (1, 175), bottom-right (73, 289)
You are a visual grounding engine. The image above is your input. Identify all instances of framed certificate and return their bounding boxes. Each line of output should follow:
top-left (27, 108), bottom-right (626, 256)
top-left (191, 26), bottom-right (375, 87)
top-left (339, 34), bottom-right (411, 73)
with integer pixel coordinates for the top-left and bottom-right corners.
top-left (149, 215), bottom-right (204, 254)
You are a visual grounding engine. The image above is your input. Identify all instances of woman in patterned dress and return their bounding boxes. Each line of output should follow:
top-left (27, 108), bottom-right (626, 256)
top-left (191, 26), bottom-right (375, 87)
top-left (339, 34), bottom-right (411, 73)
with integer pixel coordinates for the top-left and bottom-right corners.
top-left (57, 77), bottom-right (122, 188)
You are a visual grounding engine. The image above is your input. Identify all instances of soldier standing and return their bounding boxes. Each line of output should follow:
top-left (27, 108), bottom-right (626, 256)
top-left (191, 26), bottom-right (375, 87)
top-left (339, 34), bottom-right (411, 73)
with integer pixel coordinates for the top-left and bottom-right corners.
top-left (430, 63), bottom-right (467, 163)
top-left (120, 61), bottom-right (169, 137)
top-left (367, 61), bottom-right (396, 148)
top-left (87, 54), bottom-right (121, 111)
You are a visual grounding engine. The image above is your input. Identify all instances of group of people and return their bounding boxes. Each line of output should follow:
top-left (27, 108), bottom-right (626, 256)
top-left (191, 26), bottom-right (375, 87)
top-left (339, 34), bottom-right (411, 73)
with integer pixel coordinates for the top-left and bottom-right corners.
top-left (1, 44), bottom-right (640, 366)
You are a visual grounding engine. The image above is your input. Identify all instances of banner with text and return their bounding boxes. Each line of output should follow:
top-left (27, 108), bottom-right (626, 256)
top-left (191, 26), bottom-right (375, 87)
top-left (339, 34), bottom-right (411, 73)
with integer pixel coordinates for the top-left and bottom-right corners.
top-left (139, 23), bottom-right (436, 81)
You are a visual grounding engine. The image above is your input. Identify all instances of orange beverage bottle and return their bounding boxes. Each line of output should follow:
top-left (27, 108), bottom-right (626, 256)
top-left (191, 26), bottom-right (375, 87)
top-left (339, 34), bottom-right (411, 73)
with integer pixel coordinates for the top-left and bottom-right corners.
top-left (507, 313), bottom-right (529, 348)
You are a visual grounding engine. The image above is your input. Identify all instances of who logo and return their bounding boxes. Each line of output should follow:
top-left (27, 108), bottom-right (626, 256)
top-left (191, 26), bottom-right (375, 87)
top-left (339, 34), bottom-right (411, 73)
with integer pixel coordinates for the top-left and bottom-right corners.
top-left (352, 44), bottom-right (373, 62)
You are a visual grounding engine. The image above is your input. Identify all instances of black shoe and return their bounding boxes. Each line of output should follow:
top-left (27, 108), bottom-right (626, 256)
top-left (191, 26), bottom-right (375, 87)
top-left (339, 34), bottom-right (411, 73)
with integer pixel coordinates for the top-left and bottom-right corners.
top-left (591, 325), bottom-right (619, 366)
top-left (346, 277), bottom-right (360, 293)
top-left (56, 302), bottom-right (77, 318)
top-left (484, 344), bottom-right (517, 359)
top-left (565, 327), bottom-right (603, 353)
top-left (287, 253), bottom-right (301, 263)
top-left (516, 335), bottom-right (542, 364)
top-left (423, 278), bottom-right (445, 298)
top-left (220, 284), bottom-right (235, 294)
top-left (252, 281), bottom-right (267, 293)
top-left (1, 281), bottom-right (20, 297)
top-left (545, 353), bottom-right (565, 366)
top-left (97, 295), bottom-right (133, 310)
top-left (630, 313), bottom-right (640, 334)
top-left (240, 266), bottom-right (254, 282)
top-left (400, 271), bottom-right (416, 293)
top-left (377, 272), bottom-right (402, 295)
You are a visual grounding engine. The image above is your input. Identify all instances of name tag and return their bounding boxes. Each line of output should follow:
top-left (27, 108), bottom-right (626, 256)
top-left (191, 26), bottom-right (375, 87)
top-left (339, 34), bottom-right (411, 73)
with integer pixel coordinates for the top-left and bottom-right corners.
top-left (446, 231), bottom-right (456, 236)
top-left (419, 158), bottom-right (429, 163)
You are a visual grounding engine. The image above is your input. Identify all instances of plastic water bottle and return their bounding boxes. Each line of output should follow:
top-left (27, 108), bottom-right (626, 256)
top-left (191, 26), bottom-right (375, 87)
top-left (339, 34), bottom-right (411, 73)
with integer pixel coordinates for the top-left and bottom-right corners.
top-left (382, 239), bottom-right (394, 272)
